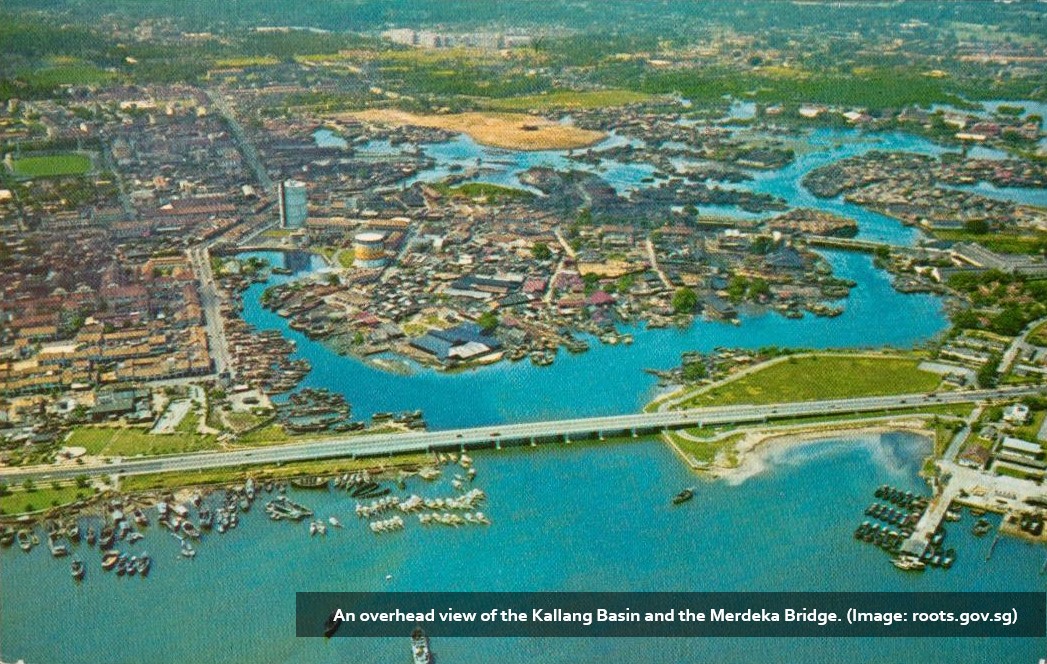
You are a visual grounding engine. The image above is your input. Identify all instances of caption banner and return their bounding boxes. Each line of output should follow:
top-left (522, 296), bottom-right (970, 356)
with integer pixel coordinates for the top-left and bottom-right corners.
top-left (297, 592), bottom-right (1045, 638)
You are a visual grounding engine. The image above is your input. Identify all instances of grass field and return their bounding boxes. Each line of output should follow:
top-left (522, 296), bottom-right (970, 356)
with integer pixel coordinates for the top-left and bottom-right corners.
top-left (214, 56), bottom-right (280, 68)
top-left (930, 229), bottom-right (1047, 255)
top-left (1030, 320), bottom-right (1047, 347)
top-left (9, 153), bottom-right (92, 178)
top-left (67, 426), bottom-right (218, 457)
top-left (676, 354), bottom-right (941, 409)
top-left (0, 485), bottom-right (96, 515)
top-left (432, 181), bottom-right (534, 201)
top-left (340, 109), bottom-right (605, 150)
top-left (485, 89), bottom-right (652, 111)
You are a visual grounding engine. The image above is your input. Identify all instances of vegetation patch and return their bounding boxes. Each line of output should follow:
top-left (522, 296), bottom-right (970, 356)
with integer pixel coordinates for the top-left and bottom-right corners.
top-left (485, 89), bottom-right (652, 111)
top-left (677, 354), bottom-right (941, 408)
top-left (9, 153), bottom-right (92, 178)
top-left (66, 426), bottom-right (218, 456)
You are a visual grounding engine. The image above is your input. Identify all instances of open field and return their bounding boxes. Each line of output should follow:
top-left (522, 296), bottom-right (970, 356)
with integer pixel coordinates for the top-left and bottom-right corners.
top-left (8, 153), bottom-right (92, 178)
top-left (1030, 320), bottom-right (1047, 347)
top-left (675, 354), bottom-right (942, 409)
top-left (0, 485), bottom-right (96, 515)
top-left (66, 426), bottom-right (218, 457)
top-left (930, 229), bottom-right (1047, 255)
top-left (485, 89), bottom-right (652, 111)
top-left (338, 109), bottom-right (606, 150)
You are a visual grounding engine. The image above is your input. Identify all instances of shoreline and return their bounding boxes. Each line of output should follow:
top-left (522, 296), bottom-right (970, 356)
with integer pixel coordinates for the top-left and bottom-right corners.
top-left (667, 419), bottom-right (937, 485)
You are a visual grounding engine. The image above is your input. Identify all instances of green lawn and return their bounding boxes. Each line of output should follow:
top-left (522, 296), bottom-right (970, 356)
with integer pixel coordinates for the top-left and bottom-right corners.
top-left (0, 485), bottom-right (96, 515)
top-left (336, 250), bottom-right (355, 268)
top-left (10, 153), bottom-right (92, 178)
top-left (930, 229), bottom-right (1047, 256)
top-left (175, 409), bottom-right (201, 434)
top-left (485, 89), bottom-right (652, 111)
top-left (666, 431), bottom-right (743, 466)
top-left (1030, 321), bottom-right (1047, 347)
top-left (678, 354), bottom-right (941, 408)
top-left (67, 426), bottom-right (218, 457)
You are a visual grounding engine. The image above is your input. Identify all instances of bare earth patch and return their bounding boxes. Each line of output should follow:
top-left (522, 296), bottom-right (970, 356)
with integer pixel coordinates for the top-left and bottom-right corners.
top-left (339, 110), bottom-right (606, 151)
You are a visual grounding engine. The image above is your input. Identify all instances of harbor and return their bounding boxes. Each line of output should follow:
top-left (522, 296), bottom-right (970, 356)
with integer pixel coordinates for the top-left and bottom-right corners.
top-left (3, 432), bottom-right (1044, 664)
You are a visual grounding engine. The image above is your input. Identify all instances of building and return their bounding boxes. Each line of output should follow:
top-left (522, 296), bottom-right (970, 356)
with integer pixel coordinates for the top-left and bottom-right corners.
top-left (353, 232), bottom-right (387, 269)
top-left (1003, 403), bottom-right (1031, 425)
top-left (409, 322), bottom-right (502, 365)
top-left (279, 180), bottom-right (308, 229)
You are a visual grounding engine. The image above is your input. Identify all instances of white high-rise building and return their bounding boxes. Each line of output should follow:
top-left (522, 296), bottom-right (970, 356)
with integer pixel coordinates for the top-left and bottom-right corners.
top-left (279, 179), bottom-right (307, 229)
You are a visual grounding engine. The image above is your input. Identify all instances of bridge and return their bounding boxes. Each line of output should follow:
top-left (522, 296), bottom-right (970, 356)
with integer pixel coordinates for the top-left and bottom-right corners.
top-left (803, 236), bottom-right (947, 255)
top-left (2, 387), bottom-right (1040, 484)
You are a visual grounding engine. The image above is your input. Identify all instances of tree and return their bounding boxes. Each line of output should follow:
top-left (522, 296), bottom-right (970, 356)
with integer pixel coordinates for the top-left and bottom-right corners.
top-left (682, 362), bottom-right (707, 381)
top-left (749, 278), bottom-right (771, 299)
top-left (963, 219), bottom-right (990, 235)
top-left (531, 242), bottom-right (553, 261)
top-left (75, 475), bottom-right (90, 489)
top-left (977, 352), bottom-right (1002, 388)
top-left (672, 287), bottom-right (699, 314)
top-left (22, 479), bottom-right (35, 492)
top-left (477, 311), bottom-right (499, 334)
top-left (726, 276), bottom-right (749, 303)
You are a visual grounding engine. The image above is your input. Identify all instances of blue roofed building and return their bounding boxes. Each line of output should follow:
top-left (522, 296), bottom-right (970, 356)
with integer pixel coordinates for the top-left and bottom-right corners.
top-left (409, 322), bottom-right (503, 365)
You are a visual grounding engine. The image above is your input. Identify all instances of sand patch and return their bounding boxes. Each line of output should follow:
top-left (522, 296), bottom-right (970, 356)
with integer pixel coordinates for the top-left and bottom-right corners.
top-left (338, 109), bottom-right (606, 151)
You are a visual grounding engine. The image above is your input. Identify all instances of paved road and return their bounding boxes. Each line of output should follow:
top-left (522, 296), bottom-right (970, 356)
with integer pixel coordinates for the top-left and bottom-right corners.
top-left (3, 386), bottom-right (1040, 483)
top-left (189, 245), bottom-right (234, 379)
top-left (998, 315), bottom-right (1047, 377)
top-left (206, 89), bottom-right (274, 194)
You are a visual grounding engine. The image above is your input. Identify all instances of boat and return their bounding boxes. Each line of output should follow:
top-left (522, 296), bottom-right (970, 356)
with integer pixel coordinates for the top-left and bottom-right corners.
top-left (291, 476), bottom-right (329, 490)
top-left (137, 553), bottom-right (151, 577)
top-left (127, 556), bottom-right (138, 576)
top-left (324, 611), bottom-right (342, 638)
top-left (71, 559), bottom-right (85, 581)
top-left (133, 508), bottom-right (149, 527)
top-left (672, 488), bottom-right (695, 505)
top-left (973, 518), bottom-right (992, 537)
top-left (328, 516), bottom-right (343, 528)
top-left (411, 627), bottom-right (433, 664)
top-left (892, 556), bottom-right (926, 571)
top-left (181, 521), bottom-right (201, 539)
top-left (48, 536), bottom-right (69, 557)
top-left (180, 542), bottom-right (196, 558)
top-left (0, 526), bottom-right (13, 547)
top-left (17, 530), bottom-right (32, 552)
top-left (101, 550), bottom-right (120, 571)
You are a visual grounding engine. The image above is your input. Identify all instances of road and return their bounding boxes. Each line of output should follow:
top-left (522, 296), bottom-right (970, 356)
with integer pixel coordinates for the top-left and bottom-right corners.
top-left (998, 315), bottom-right (1047, 377)
top-left (189, 245), bottom-right (234, 379)
top-left (205, 89), bottom-right (274, 195)
top-left (645, 237), bottom-right (673, 289)
top-left (3, 386), bottom-right (1040, 484)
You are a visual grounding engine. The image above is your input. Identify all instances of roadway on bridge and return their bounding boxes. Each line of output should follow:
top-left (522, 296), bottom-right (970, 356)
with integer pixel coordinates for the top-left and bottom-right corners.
top-left (2, 387), bottom-right (1041, 484)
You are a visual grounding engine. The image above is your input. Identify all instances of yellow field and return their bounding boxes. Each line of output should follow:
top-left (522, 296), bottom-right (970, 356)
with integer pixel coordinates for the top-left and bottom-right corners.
top-left (339, 109), bottom-right (606, 150)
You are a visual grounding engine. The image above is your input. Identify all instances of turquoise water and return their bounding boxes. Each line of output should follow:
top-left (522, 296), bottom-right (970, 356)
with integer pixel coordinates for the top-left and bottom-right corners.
top-left (2, 433), bottom-right (1043, 663)
top-left (237, 248), bottom-right (947, 428)
top-left (5, 123), bottom-right (1046, 664)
